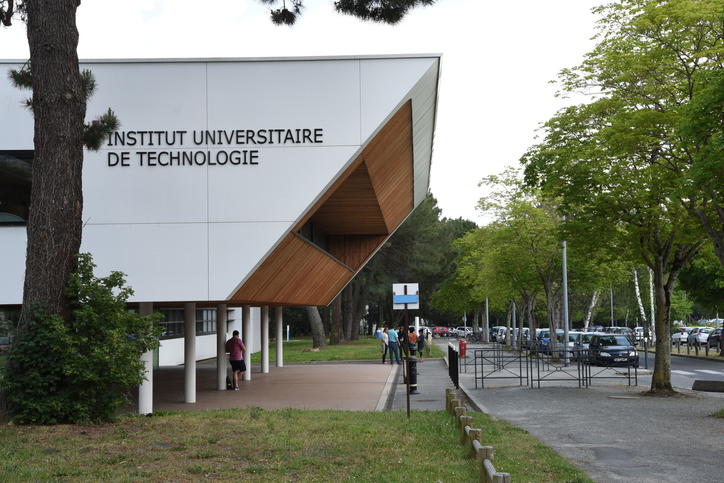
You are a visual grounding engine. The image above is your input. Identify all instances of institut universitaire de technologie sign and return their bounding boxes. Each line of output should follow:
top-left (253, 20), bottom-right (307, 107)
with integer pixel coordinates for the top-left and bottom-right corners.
top-left (106, 128), bottom-right (325, 167)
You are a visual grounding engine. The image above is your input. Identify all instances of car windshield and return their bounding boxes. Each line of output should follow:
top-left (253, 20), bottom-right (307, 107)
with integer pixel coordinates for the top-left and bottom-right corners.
top-left (581, 334), bottom-right (593, 343)
top-left (702, 328), bottom-right (713, 333)
top-left (598, 335), bottom-right (630, 346)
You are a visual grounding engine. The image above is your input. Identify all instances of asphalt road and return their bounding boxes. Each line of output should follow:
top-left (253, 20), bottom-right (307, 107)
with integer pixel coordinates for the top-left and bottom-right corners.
top-left (639, 351), bottom-right (724, 390)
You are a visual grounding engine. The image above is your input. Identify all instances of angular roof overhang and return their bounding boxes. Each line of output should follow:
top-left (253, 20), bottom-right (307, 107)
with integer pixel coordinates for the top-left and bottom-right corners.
top-left (231, 101), bottom-right (414, 306)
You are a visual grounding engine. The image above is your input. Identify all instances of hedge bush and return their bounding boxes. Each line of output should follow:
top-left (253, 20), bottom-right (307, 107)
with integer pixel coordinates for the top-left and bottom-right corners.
top-left (0, 254), bottom-right (161, 424)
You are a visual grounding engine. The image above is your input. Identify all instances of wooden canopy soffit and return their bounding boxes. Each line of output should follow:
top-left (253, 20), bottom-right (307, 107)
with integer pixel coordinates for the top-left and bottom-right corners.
top-left (231, 101), bottom-right (414, 306)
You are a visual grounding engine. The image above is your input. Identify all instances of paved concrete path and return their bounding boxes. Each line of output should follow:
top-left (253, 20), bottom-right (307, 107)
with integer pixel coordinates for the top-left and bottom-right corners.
top-left (132, 362), bottom-right (394, 412)
top-left (390, 358), bottom-right (454, 412)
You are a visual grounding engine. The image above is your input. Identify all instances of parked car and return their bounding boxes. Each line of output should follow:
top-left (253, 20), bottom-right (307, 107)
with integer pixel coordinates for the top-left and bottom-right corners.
top-left (589, 334), bottom-right (639, 367)
top-left (452, 326), bottom-right (473, 338)
top-left (431, 326), bottom-right (449, 337)
top-left (707, 328), bottom-right (722, 349)
top-left (552, 331), bottom-right (582, 357)
top-left (536, 329), bottom-right (564, 353)
top-left (672, 327), bottom-right (690, 345)
top-left (573, 331), bottom-right (595, 350)
top-left (687, 327), bottom-right (713, 345)
top-left (491, 326), bottom-right (506, 342)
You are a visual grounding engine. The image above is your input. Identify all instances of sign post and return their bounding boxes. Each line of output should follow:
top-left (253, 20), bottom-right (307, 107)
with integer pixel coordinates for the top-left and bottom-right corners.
top-left (393, 283), bottom-right (419, 419)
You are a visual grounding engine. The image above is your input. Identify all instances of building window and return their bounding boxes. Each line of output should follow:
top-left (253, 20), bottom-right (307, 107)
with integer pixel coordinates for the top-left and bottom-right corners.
top-left (196, 308), bottom-right (216, 335)
top-left (158, 307), bottom-right (216, 339)
top-left (0, 150), bottom-right (32, 225)
top-left (158, 308), bottom-right (184, 340)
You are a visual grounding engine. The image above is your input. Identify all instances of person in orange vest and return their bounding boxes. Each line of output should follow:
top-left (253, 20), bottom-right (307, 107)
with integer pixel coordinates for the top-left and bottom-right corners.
top-left (407, 329), bottom-right (418, 357)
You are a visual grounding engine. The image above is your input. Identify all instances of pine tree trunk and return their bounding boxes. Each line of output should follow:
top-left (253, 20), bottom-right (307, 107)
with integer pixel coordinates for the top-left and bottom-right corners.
top-left (329, 295), bottom-right (343, 345)
top-left (350, 283), bottom-right (365, 341)
top-left (306, 306), bottom-right (327, 349)
top-left (19, 1), bottom-right (86, 327)
top-left (342, 285), bottom-right (353, 341)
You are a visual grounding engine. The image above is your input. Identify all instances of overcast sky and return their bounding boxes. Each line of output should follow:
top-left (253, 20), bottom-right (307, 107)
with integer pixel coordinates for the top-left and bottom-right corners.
top-left (3, 0), bottom-right (601, 224)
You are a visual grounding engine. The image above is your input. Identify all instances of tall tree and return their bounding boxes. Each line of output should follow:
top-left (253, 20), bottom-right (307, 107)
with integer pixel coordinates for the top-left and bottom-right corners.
top-left (523, 0), bottom-right (720, 394)
top-left (305, 306), bottom-right (327, 349)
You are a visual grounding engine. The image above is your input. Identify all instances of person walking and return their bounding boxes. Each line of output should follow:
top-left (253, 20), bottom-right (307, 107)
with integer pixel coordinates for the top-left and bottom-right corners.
top-left (387, 327), bottom-right (401, 364)
top-left (407, 329), bottom-right (418, 357)
top-left (225, 330), bottom-right (246, 390)
top-left (417, 328), bottom-right (426, 362)
top-left (426, 329), bottom-right (433, 358)
top-left (381, 328), bottom-right (389, 364)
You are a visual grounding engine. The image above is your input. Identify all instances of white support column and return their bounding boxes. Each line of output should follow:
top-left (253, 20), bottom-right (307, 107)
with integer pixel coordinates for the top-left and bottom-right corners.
top-left (261, 306), bottom-right (270, 374)
top-left (184, 302), bottom-right (196, 403)
top-left (138, 302), bottom-right (154, 415)
top-left (216, 304), bottom-right (227, 391)
top-left (275, 306), bottom-right (284, 368)
top-left (242, 305), bottom-right (251, 381)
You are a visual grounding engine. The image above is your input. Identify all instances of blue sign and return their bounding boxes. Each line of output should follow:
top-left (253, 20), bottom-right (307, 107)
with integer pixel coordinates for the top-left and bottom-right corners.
top-left (393, 294), bottom-right (419, 304)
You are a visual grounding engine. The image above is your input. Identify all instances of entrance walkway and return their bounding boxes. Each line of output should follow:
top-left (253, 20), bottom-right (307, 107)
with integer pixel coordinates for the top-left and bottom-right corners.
top-left (390, 358), bottom-right (453, 411)
top-left (131, 361), bottom-right (393, 413)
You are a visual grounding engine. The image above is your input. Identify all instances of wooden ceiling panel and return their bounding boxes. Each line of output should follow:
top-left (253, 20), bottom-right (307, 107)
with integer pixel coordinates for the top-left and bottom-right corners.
top-left (310, 163), bottom-right (387, 235)
top-left (362, 101), bottom-right (414, 231)
top-left (231, 233), bottom-right (354, 306)
top-left (327, 234), bottom-right (387, 271)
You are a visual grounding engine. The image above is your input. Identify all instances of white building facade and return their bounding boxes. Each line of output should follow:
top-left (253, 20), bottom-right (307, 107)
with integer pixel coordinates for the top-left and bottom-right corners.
top-left (0, 55), bottom-right (440, 412)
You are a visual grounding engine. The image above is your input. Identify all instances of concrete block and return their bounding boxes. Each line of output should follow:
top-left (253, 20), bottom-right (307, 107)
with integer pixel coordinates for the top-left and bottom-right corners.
top-left (692, 380), bottom-right (724, 392)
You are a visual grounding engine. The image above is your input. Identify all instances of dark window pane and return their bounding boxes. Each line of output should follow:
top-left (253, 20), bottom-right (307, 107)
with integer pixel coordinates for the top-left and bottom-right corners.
top-left (0, 150), bottom-right (32, 224)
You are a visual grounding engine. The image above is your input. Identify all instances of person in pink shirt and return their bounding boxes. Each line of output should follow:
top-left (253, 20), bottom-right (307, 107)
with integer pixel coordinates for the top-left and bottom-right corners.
top-left (225, 330), bottom-right (246, 390)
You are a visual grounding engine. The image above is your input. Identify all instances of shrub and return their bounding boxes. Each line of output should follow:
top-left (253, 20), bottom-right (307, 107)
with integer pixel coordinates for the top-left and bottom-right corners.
top-left (0, 253), bottom-right (161, 424)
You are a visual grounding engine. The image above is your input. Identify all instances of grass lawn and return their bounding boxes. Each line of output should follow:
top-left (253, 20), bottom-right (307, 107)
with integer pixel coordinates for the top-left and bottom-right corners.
top-left (0, 408), bottom-right (590, 482)
top-left (251, 337), bottom-right (445, 363)
top-left (469, 412), bottom-right (592, 483)
top-left (712, 409), bottom-right (724, 418)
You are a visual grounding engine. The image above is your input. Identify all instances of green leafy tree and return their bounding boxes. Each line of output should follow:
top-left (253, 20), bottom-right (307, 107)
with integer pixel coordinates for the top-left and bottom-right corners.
top-left (1, 254), bottom-right (161, 424)
top-left (523, 0), bottom-right (721, 394)
top-left (677, 244), bottom-right (724, 312)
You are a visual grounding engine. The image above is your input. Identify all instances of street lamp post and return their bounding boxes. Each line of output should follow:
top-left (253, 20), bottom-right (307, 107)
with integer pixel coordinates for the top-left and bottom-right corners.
top-left (562, 239), bottom-right (570, 366)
